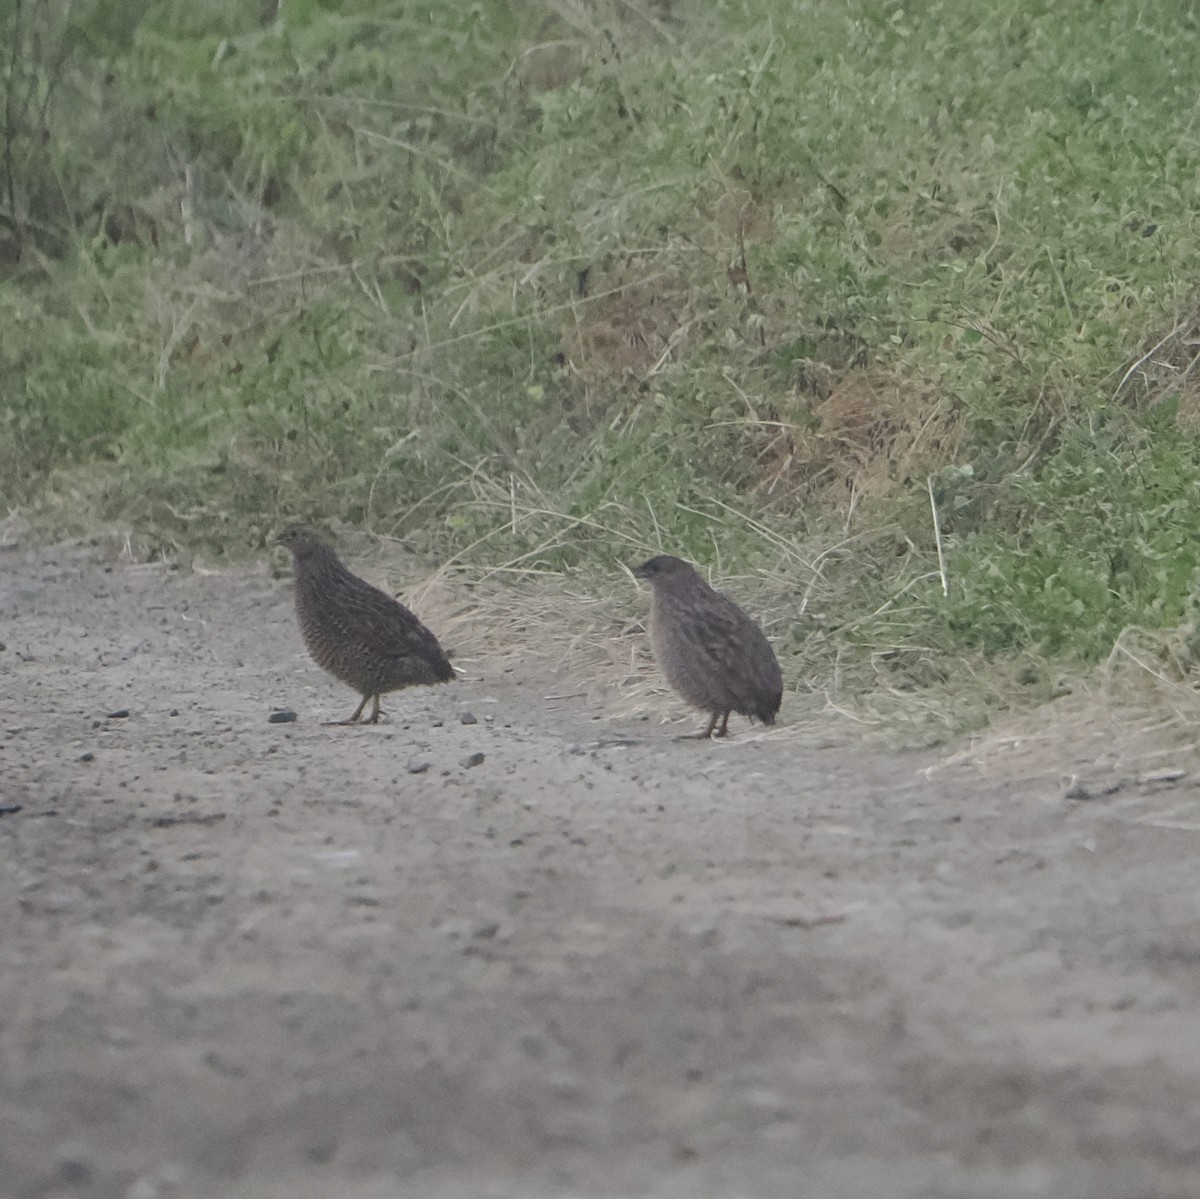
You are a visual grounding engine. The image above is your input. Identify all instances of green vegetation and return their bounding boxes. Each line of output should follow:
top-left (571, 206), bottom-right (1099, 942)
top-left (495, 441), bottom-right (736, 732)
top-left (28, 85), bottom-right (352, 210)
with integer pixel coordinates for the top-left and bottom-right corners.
top-left (5, 0), bottom-right (1200, 732)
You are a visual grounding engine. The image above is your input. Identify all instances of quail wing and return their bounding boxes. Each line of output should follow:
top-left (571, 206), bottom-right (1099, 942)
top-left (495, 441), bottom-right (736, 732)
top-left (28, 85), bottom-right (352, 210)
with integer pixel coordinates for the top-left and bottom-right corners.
top-left (670, 586), bottom-right (781, 712)
top-left (329, 570), bottom-right (449, 671)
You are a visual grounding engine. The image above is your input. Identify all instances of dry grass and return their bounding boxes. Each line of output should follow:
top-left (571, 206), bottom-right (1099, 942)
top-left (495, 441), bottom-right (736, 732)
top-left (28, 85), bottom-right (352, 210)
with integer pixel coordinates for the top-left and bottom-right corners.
top-left (563, 275), bottom-right (690, 381)
top-left (1112, 294), bottom-right (1200, 426)
top-left (375, 497), bottom-right (846, 738)
top-left (66, 515), bottom-right (1200, 757)
top-left (388, 540), bottom-right (1200, 761)
top-left (929, 628), bottom-right (1200, 784)
top-left (740, 368), bottom-right (967, 520)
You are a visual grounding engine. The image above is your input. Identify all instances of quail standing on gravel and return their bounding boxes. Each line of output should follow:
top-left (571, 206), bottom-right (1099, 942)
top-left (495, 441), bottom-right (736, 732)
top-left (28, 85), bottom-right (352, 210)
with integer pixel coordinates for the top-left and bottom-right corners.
top-left (633, 554), bottom-right (783, 738)
top-left (275, 525), bottom-right (454, 724)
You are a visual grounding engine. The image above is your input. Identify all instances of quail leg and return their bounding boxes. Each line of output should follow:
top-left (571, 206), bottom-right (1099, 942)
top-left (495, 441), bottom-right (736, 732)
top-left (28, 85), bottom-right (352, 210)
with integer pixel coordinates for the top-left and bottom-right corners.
top-left (324, 693), bottom-right (371, 726)
top-left (714, 710), bottom-right (731, 737)
top-left (678, 711), bottom-right (722, 740)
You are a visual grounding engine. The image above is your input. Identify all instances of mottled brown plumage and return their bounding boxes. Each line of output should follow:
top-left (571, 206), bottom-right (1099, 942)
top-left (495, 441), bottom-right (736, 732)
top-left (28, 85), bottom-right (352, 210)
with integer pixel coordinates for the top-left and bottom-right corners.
top-left (275, 525), bottom-right (454, 724)
top-left (634, 554), bottom-right (782, 738)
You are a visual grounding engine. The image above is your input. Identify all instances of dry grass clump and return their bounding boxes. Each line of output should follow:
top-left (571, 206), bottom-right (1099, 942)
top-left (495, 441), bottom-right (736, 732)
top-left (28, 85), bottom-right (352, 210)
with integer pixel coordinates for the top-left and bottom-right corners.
top-left (744, 369), bottom-right (966, 516)
top-left (1114, 296), bottom-right (1200, 431)
top-left (514, 0), bottom-right (679, 94)
top-left (561, 268), bottom-right (693, 386)
top-left (931, 623), bottom-right (1200, 784)
top-left (407, 566), bottom-right (844, 737)
top-left (368, 492), bottom-right (849, 738)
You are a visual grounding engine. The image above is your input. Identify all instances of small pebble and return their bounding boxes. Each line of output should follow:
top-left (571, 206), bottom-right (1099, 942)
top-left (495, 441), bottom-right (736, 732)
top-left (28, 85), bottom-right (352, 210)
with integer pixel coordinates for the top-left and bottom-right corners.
top-left (147, 812), bottom-right (226, 828)
top-left (407, 759), bottom-right (430, 775)
top-left (459, 711), bottom-right (478, 725)
top-left (1064, 779), bottom-right (1123, 801)
top-left (438, 916), bottom-right (500, 940)
top-left (54, 1141), bottom-right (94, 1186)
top-left (268, 709), bottom-right (298, 724)
top-left (460, 752), bottom-right (485, 769)
top-left (107, 708), bottom-right (131, 719)
top-left (80, 752), bottom-right (95, 763)
top-left (1138, 768), bottom-right (1186, 785)
top-left (306, 1141), bottom-right (337, 1165)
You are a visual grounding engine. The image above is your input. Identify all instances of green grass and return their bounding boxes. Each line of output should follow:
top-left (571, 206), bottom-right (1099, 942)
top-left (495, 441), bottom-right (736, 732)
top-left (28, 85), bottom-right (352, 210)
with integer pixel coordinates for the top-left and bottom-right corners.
top-left (5, 0), bottom-right (1200, 734)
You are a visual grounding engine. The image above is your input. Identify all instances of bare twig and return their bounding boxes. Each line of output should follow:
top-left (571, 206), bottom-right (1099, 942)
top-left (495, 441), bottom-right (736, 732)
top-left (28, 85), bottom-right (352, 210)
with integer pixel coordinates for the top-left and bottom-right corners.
top-left (349, 124), bottom-right (484, 186)
top-left (3, 0), bottom-right (24, 253)
top-left (1044, 245), bottom-right (1075, 327)
top-left (927, 475), bottom-right (949, 597)
top-left (1111, 321), bottom-right (1187, 403)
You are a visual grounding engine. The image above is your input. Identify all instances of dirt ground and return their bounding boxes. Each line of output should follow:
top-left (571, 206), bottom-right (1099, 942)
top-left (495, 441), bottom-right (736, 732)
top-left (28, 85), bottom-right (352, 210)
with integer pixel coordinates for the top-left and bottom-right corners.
top-left (3, 535), bottom-right (1200, 1199)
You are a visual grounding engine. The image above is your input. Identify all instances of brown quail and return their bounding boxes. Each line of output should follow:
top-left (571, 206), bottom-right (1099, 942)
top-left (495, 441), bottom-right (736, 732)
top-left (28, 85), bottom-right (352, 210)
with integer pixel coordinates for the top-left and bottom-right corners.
top-left (633, 554), bottom-right (783, 738)
top-left (275, 525), bottom-right (454, 724)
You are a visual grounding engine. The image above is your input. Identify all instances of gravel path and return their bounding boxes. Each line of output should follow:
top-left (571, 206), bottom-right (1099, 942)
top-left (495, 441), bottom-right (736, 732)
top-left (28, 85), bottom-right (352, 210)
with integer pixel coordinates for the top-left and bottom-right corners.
top-left (3, 540), bottom-right (1199, 1199)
